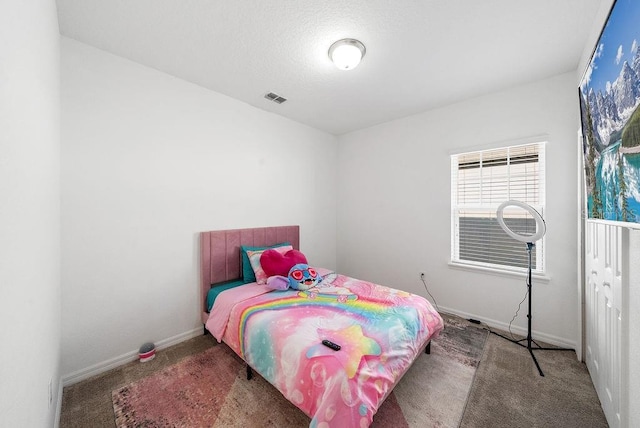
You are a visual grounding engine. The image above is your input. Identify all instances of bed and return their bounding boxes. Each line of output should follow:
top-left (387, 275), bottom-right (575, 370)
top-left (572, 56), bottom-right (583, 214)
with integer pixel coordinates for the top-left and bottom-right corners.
top-left (201, 225), bottom-right (443, 427)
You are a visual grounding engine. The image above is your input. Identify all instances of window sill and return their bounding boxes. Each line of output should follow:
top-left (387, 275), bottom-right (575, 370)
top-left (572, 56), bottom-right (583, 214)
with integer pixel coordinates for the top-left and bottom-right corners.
top-left (448, 261), bottom-right (551, 283)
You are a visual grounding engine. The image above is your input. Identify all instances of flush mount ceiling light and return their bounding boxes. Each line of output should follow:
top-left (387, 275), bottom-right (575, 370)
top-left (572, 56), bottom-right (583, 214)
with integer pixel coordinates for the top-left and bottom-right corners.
top-left (328, 38), bottom-right (366, 71)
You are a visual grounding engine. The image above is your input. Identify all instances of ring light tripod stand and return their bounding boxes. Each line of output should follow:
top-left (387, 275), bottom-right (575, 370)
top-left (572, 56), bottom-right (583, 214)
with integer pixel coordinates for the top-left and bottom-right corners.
top-left (493, 201), bottom-right (572, 377)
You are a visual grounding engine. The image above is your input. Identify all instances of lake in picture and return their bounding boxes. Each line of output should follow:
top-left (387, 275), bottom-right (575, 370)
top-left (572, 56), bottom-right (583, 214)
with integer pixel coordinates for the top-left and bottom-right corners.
top-left (591, 141), bottom-right (640, 222)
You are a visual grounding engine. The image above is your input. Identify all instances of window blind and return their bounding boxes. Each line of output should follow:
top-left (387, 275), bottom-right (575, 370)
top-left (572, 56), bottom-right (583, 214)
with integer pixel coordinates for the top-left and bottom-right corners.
top-left (451, 142), bottom-right (546, 273)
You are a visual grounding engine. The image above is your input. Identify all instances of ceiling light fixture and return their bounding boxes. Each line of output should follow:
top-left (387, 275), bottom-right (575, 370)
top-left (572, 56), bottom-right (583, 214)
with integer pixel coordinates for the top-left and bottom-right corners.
top-left (328, 38), bottom-right (366, 71)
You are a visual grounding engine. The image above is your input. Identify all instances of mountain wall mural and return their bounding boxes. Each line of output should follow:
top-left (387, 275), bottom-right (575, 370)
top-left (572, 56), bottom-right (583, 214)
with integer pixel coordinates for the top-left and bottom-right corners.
top-left (580, 0), bottom-right (640, 226)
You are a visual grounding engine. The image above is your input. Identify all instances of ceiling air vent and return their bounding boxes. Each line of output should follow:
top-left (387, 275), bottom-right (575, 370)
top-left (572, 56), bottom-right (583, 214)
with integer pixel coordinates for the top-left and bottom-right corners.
top-left (264, 92), bottom-right (287, 104)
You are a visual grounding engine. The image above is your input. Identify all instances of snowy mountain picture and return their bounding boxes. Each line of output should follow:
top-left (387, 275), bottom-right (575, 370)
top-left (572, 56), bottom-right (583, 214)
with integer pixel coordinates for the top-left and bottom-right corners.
top-left (580, 0), bottom-right (640, 226)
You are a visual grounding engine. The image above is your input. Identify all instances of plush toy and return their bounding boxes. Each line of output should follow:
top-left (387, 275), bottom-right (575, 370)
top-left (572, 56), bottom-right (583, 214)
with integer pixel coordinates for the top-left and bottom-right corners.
top-left (287, 263), bottom-right (322, 291)
top-left (265, 263), bottom-right (322, 291)
top-left (260, 249), bottom-right (307, 277)
top-left (265, 275), bottom-right (290, 290)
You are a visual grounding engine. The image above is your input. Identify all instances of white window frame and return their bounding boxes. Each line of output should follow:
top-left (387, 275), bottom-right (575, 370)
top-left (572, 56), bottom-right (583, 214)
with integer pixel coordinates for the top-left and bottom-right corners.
top-left (450, 141), bottom-right (546, 276)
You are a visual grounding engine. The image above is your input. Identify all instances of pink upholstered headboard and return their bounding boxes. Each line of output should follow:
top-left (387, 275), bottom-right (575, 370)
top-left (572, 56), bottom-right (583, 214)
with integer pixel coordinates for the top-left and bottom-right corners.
top-left (200, 225), bottom-right (300, 323)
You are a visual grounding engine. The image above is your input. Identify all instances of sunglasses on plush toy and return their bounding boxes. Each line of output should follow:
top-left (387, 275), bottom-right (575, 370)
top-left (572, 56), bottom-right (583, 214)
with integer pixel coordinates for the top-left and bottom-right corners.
top-left (290, 267), bottom-right (318, 281)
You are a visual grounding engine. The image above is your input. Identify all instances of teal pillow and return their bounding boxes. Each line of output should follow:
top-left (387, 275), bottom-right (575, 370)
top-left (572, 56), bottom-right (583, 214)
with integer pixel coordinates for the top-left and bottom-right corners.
top-left (241, 242), bottom-right (290, 283)
top-left (207, 280), bottom-right (246, 312)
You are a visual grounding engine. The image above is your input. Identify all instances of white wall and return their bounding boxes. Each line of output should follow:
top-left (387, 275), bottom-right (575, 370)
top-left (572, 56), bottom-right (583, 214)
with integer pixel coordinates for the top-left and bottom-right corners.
top-left (60, 38), bottom-right (338, 380)
top-left (0, 1), bottom-right (61, 426)
top-left (337, 72), bottom-right (580, 346)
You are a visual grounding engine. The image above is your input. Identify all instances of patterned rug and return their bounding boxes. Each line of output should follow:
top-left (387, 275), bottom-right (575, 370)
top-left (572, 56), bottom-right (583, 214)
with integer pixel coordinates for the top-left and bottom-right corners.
top-left (112, 315), bottom-right (487, 427)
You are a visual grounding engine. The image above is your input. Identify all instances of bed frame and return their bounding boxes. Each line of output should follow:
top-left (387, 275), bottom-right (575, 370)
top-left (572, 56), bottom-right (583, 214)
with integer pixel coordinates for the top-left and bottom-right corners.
top-left (200, 225), bottom-right (300, 324)
top-left (200, 225), bottom-right (434, 421)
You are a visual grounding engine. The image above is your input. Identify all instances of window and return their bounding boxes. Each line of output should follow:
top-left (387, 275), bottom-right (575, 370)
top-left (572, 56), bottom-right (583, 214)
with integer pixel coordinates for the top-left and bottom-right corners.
top-left (450, 142), bottom-right (546, 274)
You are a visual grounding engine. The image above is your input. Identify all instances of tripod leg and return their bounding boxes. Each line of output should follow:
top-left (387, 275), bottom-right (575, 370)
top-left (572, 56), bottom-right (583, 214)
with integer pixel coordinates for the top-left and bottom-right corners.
top-left (529, 348), bottom-right (544, 377)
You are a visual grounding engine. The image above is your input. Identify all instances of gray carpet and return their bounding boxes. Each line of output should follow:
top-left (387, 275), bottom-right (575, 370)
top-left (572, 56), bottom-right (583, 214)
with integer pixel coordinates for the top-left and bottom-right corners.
top-left (60, 315), bottom-right (608, 427)
top-left (460, 331), bottom-right (608, 428)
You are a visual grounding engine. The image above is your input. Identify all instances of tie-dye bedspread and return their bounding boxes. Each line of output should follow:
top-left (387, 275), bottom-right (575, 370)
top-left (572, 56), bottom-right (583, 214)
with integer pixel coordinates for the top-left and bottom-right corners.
top-left (206, 273), bottom-right (443, 428)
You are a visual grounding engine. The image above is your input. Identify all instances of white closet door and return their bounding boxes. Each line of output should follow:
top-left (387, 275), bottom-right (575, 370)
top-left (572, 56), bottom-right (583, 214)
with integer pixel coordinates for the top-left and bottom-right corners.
top-left (585, 221), bottom-right (623, 427)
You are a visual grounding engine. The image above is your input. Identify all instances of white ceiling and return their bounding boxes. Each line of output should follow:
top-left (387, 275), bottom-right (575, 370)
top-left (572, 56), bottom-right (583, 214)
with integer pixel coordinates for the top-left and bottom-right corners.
top-left (56, 0), bottom-right (603, 135)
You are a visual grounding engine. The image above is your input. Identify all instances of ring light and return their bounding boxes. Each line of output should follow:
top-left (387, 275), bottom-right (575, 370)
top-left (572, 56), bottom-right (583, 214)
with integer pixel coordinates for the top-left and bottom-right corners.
top-left (496, 200), bottom-right (546, 243)
top-left (493, 200), bottom-right (569, 377)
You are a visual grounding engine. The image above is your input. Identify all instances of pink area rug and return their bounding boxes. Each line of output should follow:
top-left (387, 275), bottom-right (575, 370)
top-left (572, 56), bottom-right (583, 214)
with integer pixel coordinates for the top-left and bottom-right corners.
top-left (112, 315), bottom-right (487, 427)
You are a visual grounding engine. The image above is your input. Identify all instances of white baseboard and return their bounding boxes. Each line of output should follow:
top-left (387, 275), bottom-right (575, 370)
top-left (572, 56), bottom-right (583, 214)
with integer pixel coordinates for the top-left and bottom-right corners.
top-left (54, 378), bottom-right (63, 428)
top-left (438, 305), bottom-right (578, 351)
top-left (61, 327), bottom-right (204, 386)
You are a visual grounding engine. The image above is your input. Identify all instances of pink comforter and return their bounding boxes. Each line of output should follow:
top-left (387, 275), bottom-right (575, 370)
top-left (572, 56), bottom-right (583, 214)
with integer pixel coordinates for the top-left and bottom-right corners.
top-left (206, 273), bottom-right (443, 427)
